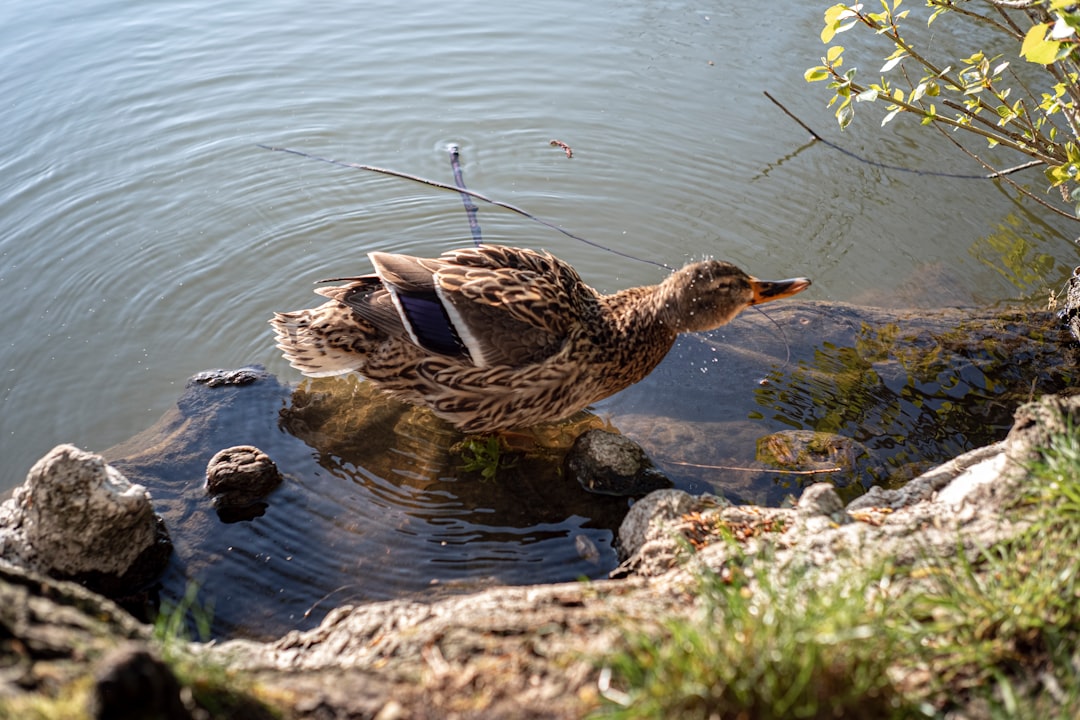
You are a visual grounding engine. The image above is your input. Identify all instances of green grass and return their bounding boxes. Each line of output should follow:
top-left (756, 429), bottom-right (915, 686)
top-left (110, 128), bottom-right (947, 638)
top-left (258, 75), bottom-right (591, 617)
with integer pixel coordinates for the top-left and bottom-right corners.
top-left (0, 677), bottom-right (95, 720)
top-left (453, 435), bottom-right (518, 481)
top-left (600, 561), bottom-right (909, 719)
top-left (595, 424), bottom-right (1080, 719)
top-left (152, 583), bottom-right (283, 719)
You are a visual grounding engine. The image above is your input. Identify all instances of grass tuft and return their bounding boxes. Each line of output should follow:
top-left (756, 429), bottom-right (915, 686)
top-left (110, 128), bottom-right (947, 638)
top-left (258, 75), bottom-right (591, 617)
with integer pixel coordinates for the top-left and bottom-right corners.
top-left (598, 559), bottom-right (911, 719)
top-left (596, 420), bottom-right (1080, 718)
top-left (152, 582), bottom-right (283, 719)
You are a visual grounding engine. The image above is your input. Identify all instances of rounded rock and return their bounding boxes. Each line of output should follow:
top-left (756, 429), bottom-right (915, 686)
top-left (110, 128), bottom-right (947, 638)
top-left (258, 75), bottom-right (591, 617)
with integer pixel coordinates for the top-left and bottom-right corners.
top-left (205, 445), bottom-right (282, 508)
top-left (565, 429), bottom-right (671, 497)
top-left (91, 643), bottom-right (188, 720)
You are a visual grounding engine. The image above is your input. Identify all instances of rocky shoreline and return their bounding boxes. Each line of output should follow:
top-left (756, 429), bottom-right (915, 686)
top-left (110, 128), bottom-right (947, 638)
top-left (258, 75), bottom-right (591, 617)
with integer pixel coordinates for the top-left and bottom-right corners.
top-left (0, 394), bottom-right (1074, 717)
top-left (1, 294), bottom-right (1078, 718)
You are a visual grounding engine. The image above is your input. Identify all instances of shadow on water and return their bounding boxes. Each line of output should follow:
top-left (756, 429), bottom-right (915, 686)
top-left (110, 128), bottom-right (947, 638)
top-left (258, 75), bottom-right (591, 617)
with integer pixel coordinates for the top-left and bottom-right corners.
top-left (104, 301), bottom-right (1076, 640)
top-left (106, 371), bottom-right (628, 640)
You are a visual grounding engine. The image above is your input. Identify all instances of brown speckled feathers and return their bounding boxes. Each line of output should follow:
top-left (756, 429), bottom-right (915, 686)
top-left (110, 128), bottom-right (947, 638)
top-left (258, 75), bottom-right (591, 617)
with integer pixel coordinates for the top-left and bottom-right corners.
top-left (271, 245), bottom-right (810, 432)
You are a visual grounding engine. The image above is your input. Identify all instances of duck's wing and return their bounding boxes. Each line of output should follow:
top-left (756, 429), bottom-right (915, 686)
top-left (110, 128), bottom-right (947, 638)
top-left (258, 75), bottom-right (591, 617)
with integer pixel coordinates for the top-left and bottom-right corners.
top-left (318, 264), bottom-right (470, 360)
top-left (314, 277), bottom-right (409, 341)
top-left (369, 247), bottom-right (576, 368)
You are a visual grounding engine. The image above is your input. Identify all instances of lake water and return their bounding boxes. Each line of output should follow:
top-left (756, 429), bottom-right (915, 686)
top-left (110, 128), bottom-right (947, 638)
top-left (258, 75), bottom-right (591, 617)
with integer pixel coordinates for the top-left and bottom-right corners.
top-left (2, 0), bottom-right (1078, 633)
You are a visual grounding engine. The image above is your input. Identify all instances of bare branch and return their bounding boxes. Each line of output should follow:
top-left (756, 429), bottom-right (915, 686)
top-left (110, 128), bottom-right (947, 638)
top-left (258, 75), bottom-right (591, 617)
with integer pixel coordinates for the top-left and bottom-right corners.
top-left (932, 125), bottom-right (1078, 220)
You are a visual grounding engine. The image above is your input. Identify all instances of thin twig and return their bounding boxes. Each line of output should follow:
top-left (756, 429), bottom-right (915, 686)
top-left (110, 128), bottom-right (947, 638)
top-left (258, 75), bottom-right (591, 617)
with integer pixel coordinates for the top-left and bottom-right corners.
top-left (764, 92), bottom-right (995, 179)
top-left (931, 124), bottom-right (1079, 220)
top-left (258, 144), bottom-right (674, 270)
top-left (928, 0), bottom-right (1021, 39)
top-left (664, 459), bottom-right (844, 475)
top-left (986, 159), bottom-right (1046, 177)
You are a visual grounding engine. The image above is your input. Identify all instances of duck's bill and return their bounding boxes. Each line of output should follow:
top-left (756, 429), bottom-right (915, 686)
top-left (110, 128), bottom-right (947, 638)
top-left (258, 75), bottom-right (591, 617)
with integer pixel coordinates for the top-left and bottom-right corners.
top-left (749, 277), bottom-right (812, 305)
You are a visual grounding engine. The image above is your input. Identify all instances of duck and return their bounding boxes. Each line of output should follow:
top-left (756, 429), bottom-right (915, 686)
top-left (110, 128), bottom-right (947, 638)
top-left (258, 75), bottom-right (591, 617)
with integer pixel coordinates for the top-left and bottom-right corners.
top-left (270, 244), bottom-right (810, 433)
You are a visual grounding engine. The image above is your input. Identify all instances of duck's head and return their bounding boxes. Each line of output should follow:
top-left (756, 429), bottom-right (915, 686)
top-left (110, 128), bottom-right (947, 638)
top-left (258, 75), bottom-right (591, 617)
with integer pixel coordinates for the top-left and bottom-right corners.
top-left (661, 260), bottom-right (811, 332)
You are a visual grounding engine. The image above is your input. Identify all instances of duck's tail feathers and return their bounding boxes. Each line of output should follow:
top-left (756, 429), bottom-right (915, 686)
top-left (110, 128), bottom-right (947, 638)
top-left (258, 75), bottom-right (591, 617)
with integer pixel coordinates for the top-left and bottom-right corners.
top-left (270, 307), bottom-right (366, 378)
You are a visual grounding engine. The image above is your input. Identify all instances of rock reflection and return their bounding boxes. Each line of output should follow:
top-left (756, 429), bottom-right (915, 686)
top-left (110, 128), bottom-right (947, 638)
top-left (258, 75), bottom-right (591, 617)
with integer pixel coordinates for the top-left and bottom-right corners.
top-left (605, 303), bottom-right (1076, 505)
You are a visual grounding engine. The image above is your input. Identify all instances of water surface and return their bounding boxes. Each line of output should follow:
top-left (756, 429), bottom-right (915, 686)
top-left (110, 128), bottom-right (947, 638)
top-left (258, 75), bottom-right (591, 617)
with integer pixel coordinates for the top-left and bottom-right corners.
top-left (2, 0), bottom-right (1078, 636)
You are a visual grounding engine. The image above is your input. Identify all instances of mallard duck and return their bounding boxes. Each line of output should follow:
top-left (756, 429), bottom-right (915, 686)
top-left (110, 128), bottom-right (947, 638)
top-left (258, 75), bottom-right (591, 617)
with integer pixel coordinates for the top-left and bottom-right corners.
top-left (271, 245), bottom-right (810, 432)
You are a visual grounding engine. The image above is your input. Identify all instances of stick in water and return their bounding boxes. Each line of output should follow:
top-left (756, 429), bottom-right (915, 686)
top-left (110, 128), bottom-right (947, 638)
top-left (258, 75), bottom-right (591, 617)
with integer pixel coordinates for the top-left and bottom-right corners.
top-left (256, 143), bottom-right (674, 270)
top-left (447, 144), bottom-right (482, 246)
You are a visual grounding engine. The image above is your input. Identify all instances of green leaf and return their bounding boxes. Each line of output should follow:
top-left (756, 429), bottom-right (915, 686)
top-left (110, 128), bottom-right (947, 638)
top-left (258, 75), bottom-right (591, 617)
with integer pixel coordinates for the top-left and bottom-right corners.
top-left (821, 4), bottom-right (849, 43)
top-left (827, 45), bottom-right (845, 62)
top-left (1021, 23), bottom-right (1062, 65)
top-left (1046, 164), bottom-right (1071, 185)
top-left (838, 102), bottom-right (855, 129)
top-left (805, 67), bottom-right (831, 82)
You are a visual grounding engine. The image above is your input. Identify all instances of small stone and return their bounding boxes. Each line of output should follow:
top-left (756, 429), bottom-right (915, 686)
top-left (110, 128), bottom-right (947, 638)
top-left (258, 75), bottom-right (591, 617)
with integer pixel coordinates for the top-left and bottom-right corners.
top-left (375, 700), bottom-right (408, 720)
top-left (616, 488), bottom-right (698, 561)
top-left (205, 445), bottom-right (282, 509)
top-left (91, 643), bottom-right (190, 720)
top-left (797, 482), bottom-right (846, 519)
top-left (565, 430), bottom-right (671, 497)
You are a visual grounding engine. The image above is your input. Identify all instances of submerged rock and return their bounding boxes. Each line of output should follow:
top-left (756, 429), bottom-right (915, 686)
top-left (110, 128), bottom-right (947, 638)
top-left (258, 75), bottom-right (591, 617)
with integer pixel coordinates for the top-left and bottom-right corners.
top-left (756, 430), bottom-right (885, 501)
top-left (565, 429), bottom-right (671, 496)
top-left (0, 444), bottom-right (171, 598)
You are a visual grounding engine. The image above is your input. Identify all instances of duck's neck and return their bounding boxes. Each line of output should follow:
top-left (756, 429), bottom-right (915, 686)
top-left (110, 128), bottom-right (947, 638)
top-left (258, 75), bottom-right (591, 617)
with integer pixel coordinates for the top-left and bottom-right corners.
top-left (579, 282), bottom-right (682, 397)
top-left (601, 282), bottom-right (683, 347)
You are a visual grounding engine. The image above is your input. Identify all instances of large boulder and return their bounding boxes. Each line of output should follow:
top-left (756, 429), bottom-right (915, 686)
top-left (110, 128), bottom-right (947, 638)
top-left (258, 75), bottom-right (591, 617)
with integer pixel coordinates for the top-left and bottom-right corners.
top-left (0, 444), bottom-right (171, 598)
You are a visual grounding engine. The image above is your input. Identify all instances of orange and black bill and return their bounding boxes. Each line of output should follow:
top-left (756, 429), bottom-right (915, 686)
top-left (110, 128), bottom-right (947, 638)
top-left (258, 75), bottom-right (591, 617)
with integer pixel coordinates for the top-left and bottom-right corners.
top-left (749, 276), bottom-right (812, 305)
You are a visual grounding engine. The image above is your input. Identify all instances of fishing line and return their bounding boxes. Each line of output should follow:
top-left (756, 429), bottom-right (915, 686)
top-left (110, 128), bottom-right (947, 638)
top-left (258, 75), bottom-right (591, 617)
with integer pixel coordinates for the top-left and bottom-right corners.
top-left (257, 143), bottom-right (675, 270)
top-left (750, 304), bottom-right (794, 374)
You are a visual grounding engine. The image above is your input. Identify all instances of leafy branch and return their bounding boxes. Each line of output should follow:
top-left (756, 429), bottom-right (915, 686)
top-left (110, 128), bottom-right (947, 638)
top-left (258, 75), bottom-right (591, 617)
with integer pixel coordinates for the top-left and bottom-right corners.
top-left (805, 0), bottom-right (1080, 218)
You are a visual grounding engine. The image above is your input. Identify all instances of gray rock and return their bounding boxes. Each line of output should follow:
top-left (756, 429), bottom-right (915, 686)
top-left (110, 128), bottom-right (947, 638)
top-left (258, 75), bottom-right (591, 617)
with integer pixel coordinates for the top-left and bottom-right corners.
top-left (565, 429), bottom-right (671, 496)
top-left (797, 482), bottom-right (849, 522)
top-left (613, 488), bottom-right (731, 576)
top-left (616, 488), bottom-right (700, 563)
top-left (188, 366), bottom-right (265, 389)
top-left (0, 444), bottom-right (171, 597)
